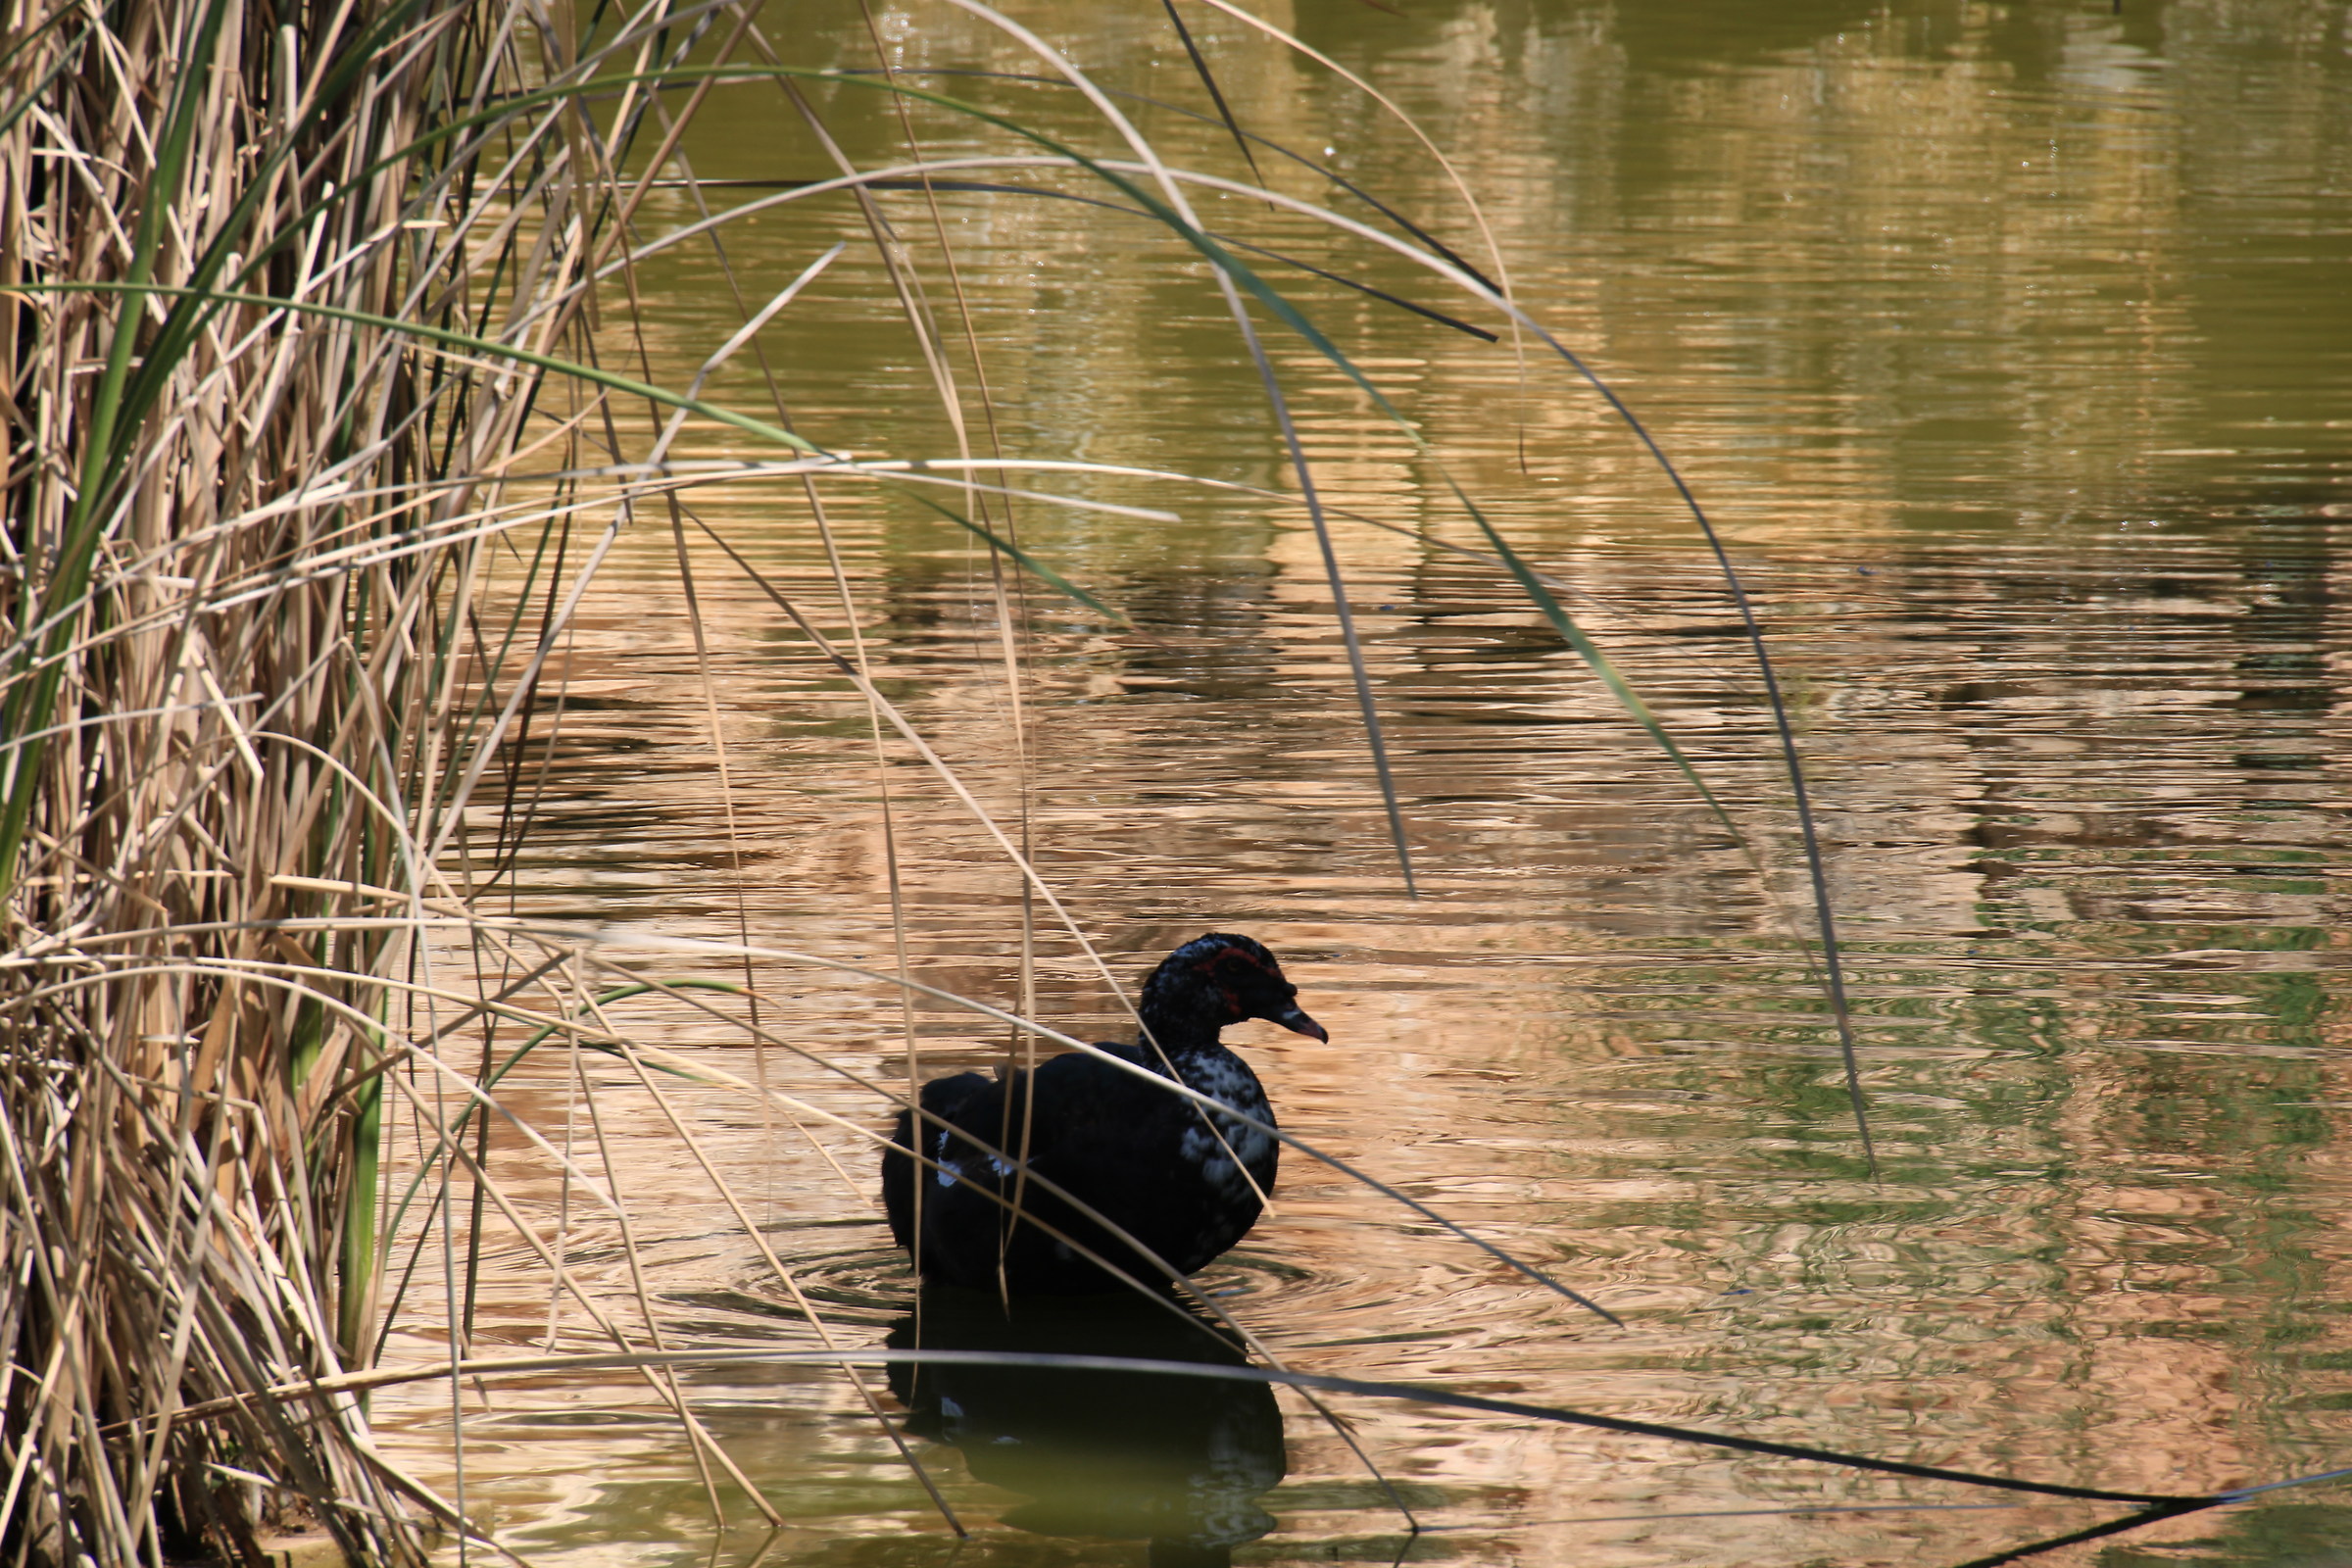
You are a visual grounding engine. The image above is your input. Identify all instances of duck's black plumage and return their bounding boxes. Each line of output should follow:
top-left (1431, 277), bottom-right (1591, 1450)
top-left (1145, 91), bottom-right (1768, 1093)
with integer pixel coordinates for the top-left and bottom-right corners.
top-left (880, 934), bottom-right (1325, 1294)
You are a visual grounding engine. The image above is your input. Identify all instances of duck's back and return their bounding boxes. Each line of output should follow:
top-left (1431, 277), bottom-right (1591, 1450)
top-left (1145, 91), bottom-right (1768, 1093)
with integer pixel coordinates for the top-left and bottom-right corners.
top-left (881, 1043), bottom-right (1278, 1293)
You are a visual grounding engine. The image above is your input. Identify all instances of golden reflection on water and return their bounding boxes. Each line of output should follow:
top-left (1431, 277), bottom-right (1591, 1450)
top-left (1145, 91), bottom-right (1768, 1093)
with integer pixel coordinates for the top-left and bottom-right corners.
top-left (379, 1), bottom-right (2352, 1563)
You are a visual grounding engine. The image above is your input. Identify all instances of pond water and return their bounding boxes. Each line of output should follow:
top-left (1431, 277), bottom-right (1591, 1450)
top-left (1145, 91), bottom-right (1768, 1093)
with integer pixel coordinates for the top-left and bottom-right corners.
top-left (378, 1), bottom-right (2352, 1564)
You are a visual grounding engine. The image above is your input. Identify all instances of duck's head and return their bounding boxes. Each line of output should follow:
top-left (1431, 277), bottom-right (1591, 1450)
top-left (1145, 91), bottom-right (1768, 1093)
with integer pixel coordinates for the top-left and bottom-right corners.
top-left (1139, 933), bottom-right (1327, 1048)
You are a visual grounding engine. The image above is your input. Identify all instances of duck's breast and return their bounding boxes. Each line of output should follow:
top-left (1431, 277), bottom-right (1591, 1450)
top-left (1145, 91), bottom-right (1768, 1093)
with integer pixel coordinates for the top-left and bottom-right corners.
top-left (1176, 1050), bottom-right (1277, 1206)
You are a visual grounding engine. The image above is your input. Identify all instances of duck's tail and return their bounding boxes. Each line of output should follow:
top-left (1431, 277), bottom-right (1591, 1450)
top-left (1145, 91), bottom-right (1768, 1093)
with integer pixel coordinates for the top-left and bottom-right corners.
top-left (880, 1071), bottom-right (993, 1251)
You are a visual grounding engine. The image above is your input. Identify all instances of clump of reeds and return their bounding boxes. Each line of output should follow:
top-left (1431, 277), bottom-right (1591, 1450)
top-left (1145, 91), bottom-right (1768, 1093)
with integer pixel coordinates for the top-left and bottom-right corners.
top-left (0, 0), bottom-right (622, 1557)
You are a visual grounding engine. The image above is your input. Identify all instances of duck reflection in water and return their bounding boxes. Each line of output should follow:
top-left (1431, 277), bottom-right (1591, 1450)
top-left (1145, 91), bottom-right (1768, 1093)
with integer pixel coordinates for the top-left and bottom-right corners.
top-left (886, 1287), bottom-right (1286, 1567)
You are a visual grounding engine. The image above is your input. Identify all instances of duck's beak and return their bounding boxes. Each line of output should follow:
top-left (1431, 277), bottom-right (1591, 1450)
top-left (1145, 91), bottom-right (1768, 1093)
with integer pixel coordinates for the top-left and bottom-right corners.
top-left (1270, 1004), bottom-right (1328, 1043)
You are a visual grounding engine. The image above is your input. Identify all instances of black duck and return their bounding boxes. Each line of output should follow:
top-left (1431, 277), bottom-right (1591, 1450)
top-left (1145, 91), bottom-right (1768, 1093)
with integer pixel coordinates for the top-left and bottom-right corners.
top-left (880, 933), bottom-right (1324, 1293)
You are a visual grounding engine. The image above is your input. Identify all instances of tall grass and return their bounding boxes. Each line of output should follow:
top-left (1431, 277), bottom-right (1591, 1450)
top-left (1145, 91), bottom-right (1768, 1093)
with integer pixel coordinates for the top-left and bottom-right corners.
top-left (0, 0), bottom-right (631, 1555)
top-left (0, 0), bottom-right (1908, 1561)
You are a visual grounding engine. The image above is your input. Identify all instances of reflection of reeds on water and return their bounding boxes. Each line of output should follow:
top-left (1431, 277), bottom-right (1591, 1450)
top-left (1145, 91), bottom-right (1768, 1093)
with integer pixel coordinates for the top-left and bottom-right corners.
top-left (887, 1288), bottom-right (1285, 1567)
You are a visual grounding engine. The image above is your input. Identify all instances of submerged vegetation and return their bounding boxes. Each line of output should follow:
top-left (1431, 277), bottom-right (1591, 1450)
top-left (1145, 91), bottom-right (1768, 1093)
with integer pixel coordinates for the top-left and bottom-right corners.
top-left (4, 0), bottom-right (2346, 1563)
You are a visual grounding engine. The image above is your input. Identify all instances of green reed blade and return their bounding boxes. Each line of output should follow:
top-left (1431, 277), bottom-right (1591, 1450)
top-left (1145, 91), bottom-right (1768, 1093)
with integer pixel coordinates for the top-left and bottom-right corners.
top-left (1158, 0), bottom-right (1266, 188)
